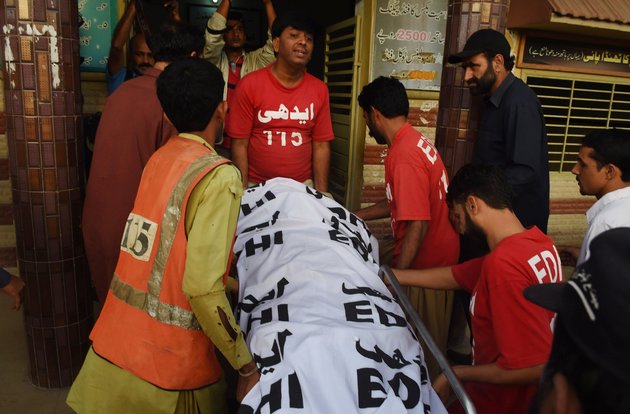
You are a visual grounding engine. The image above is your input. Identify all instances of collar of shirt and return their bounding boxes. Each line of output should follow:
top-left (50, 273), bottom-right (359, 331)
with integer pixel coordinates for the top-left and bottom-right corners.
top-left (391, 122), bottom-right (414, 147)
top-left (586, 186), bottom-right (630, 224)
top-left (487, 72), bottom-right (516, 108)
top-left (178, 133), bottom-right (217, 153)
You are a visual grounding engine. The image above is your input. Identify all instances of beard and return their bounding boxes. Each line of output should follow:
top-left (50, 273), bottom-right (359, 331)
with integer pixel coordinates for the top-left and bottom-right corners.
top-left (464, 208), bottom-right (486, 243)
top-left (467, 65), bottom-right (496, 96)
top-left (369, 127), bottom-right (387, 145)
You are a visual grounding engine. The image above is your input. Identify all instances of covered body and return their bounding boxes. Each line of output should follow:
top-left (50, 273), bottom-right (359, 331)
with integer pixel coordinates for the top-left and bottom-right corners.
top-left (234, 178), bottom-right (446, 413)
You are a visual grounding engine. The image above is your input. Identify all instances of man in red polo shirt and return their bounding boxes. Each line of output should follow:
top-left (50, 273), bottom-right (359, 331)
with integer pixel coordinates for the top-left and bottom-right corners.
top-left (394, 164), bottom-right (561, 414)
top-left (354, 76), bottom-right (459, 378)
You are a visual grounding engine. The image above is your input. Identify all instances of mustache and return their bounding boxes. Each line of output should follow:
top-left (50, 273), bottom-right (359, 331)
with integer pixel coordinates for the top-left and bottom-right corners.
top-left (138, 63), bottom-right (153, 68)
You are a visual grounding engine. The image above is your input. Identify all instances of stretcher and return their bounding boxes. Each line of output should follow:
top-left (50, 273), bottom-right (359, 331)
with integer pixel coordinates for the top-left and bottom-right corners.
top-left (380, 266), bottom-right (476, 414)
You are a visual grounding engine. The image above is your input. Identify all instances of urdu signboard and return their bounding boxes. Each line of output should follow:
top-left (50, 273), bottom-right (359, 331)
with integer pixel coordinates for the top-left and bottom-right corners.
top-left (519, 35), bottom-right (630, 78)
top-left (371, 0), bottom-right (448, 90)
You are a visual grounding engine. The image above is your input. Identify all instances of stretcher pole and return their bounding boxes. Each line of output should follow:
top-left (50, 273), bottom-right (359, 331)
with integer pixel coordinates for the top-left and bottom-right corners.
top-left (379, 265), bottom-right (477, 414)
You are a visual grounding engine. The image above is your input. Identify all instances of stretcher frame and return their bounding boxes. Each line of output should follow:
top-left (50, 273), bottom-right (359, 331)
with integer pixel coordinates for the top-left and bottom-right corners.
top-left (379, 265), bottom-right (477, 414)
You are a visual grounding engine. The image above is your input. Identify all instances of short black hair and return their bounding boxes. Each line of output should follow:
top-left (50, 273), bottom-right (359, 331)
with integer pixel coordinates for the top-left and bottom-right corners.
top-left (148, 22), bottom-right (204, 63)
top-left (582, 129), bottom-right (630, 182)
top-left (447, 163), bottom-right (513, 210)
top-left (227, 10), bottom-right (244, 22)
top-left (157, 58), bottom-right (224, 133)
top-left (358, 76), bottom-right (409, 118)
top-left (271, 11), bottom-right (316, 39)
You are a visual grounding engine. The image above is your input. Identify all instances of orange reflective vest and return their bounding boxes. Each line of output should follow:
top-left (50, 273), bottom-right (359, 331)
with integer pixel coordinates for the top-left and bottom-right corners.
top-left (90, 136), bottom-right (230, 390)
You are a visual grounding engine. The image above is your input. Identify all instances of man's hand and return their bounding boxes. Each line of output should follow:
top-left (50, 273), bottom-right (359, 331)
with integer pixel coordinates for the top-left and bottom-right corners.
top-left (558, 246), bottom-right (579, 267)
top-left (432, 372), bottom-right (452, 404)
top-left (236, 361), bottom-right (260, 401)
top-left (164, 0), bottom-right (181, 22)
top-left (2, 275), bottom-right (25, 311)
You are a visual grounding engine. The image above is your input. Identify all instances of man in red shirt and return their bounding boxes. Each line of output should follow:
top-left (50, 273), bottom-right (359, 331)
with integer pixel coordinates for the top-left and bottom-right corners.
top-left (227, 12), bottom-right (333, 193)
top-left (354, 76), bottom-right (460, 377)
top-left (394, 164), bottom-right (562, 414)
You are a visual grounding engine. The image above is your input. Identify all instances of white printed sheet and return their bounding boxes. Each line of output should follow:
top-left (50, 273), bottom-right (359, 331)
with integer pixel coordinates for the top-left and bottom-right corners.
top-left (235, 178), bottom-right (446, 414)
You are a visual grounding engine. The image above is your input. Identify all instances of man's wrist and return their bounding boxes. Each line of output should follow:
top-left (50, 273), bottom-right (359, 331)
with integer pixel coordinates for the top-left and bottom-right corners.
top-left (238, 360), bottom-right (258, 377)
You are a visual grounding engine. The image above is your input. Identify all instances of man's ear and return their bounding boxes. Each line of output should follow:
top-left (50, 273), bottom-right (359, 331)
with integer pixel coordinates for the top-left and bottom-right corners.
top-left (370, 106), bottom-right (383, 122)
top-left (493, 53), bottom-right (504, 72)
top-left (216, 101), bottom-right (228, 124)
top-left (605, 164), bottom-right (620, 180)
top-left (272, 37), bottom-right (280, 53)
top-left (466, 195), bottom-right (479, 215)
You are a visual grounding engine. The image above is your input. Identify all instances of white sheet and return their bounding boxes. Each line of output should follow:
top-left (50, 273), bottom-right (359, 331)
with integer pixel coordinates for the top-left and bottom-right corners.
top-left (235, 178), bottom-right (446, 413)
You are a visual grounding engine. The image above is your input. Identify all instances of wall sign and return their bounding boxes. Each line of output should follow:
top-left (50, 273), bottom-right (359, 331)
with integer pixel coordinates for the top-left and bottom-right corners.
top-left (519, 34), bottom-right (630, 78)
top-left (371, 0), bottom-right (448, 90)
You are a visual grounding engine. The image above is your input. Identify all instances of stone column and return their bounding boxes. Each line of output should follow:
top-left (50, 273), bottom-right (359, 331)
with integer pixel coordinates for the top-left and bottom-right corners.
top-left (0, 0), bottom-right (92, 387)
top-left (435, 0), bottom-right (511, 176)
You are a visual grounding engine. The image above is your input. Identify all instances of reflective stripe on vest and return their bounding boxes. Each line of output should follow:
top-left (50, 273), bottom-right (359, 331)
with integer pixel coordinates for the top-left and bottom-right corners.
top-left (110, 153), bottom-right (226, 331)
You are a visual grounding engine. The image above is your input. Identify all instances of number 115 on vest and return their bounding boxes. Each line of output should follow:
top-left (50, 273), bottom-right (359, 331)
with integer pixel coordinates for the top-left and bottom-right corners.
top-left (120, 213), bottom-right (158, 262)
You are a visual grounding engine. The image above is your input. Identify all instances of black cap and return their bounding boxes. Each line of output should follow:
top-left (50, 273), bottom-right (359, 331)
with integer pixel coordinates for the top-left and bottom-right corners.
top-left (524, 227), bottom-right (630, 384)
top-left (447, 29), bottom-right (511, 64)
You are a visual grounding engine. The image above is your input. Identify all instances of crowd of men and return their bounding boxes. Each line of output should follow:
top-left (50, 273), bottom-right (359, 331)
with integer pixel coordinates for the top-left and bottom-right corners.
top-left (3, 1), bottom-right (626, 413)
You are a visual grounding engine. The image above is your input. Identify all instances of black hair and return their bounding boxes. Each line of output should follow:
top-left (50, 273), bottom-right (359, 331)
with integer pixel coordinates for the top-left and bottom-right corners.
top-left (483, 51), bottom-right (515, 71)
top-left (227, 10), bottom-right (244, 22)
top-left (582, 129), bottom-right (630, 182)
top-left (271, 11), bottom-right (316, 39)
top-left (358, 76), bottom-right (409, 118)
top-left (529, 319), bottom-right (630, 414)
top-left (156, 58), bottom-right (224, 133)
top-left (148, 22), bottom-right (204, 63)
top-left (447, 163), bottom-right (513, 210)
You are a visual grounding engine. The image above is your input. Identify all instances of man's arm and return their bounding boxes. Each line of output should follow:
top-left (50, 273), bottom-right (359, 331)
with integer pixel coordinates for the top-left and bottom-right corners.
top-left (231, 138), bottom-right (249, 187)
top-left (503, 99), bottom-right (546, 194)
top-left (262, 0), bottom-right (276, 29)
top-left (1, 268), bottom-right (25, 311)
top-left (215, 0), bottom-right (231, 18)
top-left (432, 363), bottom-right (544, 403)
top-left (354, 199), bottom-right (390, 221)
top-left (183, 163), bottom-right (259, 397)
top-left (393, 266), bottom-right (460, 290)
top-left (312, 140), bottom-right (330, 192)
top-left (107, 0), bottom-right (136, 77)
top-left (202, 0), bottom-right (230, 63)
top-left (244, 0), bottom-right (276, 69)
top-left (395, 220), bottom-right (428, 269)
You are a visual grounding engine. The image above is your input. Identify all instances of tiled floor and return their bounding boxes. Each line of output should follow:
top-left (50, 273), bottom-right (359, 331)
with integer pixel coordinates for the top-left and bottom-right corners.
top-left (0, 295), bottom-right (74, 414)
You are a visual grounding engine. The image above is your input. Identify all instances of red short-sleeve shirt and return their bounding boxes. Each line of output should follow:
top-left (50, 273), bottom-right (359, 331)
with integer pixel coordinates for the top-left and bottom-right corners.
top-left (451, 227), bottom-right (562, 414)
top-left (227, 66), bottom-right (334, 183)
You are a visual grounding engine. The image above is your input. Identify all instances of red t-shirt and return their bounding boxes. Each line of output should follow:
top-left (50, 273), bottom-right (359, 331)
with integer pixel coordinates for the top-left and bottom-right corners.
top-left (385, 123), bottom-right (459, 268)
top-left (451, 227), bottom-right (562, 414)
top-left (226, 66), bottom-right (334, 183)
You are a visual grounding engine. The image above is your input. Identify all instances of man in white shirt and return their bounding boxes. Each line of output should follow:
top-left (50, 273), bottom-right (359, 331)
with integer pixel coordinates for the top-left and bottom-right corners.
top-left (563, 129), bottom-right (630, 266)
